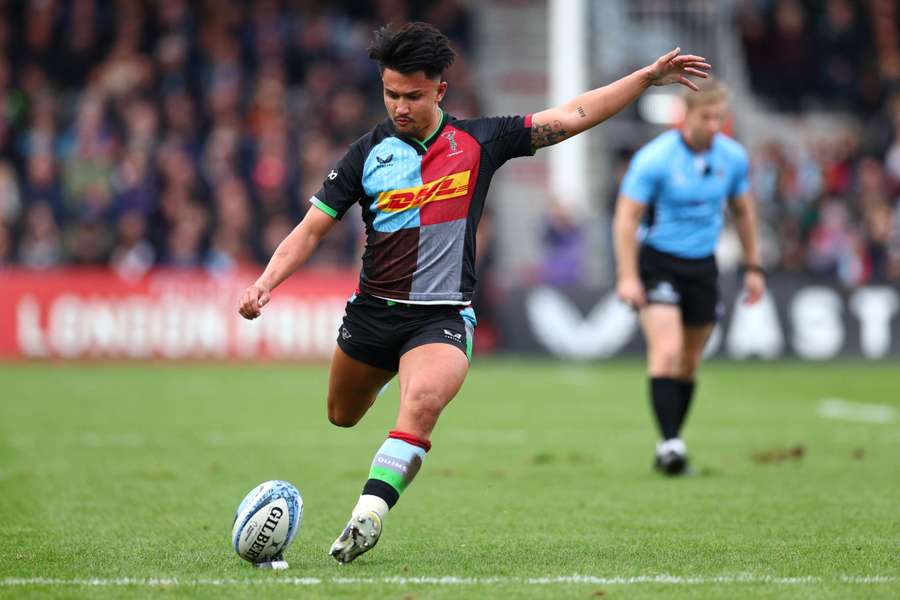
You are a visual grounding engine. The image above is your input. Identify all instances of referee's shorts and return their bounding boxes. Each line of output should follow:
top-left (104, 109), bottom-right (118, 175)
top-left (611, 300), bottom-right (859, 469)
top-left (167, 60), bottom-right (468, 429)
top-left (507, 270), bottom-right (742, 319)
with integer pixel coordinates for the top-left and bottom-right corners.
top-left (639, 245), bottom-right (720, 326)
top-left (336, 292), bottom-right (476, 372)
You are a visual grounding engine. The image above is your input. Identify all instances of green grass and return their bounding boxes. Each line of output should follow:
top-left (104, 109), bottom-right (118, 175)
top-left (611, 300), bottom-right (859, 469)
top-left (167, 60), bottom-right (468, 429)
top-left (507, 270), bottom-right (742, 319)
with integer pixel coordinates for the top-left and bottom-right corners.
top-left (1, 359), bottom-right (898, 599)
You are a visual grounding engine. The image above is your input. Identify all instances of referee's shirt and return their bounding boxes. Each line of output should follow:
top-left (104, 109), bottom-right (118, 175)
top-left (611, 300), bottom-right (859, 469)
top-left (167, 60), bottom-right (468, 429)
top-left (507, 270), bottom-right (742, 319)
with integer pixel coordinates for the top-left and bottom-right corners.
top-left (619, 129), bottom-right (750, 259)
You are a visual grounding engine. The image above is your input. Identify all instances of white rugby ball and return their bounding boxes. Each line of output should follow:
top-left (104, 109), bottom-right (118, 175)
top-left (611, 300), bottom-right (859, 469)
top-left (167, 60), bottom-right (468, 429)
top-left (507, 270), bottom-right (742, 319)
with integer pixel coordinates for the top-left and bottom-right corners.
top-left (231, 480), bottom-right (303, 563)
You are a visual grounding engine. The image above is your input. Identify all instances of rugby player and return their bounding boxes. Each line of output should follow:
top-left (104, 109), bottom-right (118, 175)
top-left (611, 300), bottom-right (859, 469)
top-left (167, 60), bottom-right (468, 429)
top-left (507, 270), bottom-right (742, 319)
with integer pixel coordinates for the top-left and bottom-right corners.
top-left (239, 21), bottom-right (709, 561)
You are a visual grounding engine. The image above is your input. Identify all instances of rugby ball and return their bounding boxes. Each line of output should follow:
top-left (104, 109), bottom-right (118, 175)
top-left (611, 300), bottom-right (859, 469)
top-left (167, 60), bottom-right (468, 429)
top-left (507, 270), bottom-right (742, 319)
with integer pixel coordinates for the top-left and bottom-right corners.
top-left (231, 480), bottom-right (303, 563)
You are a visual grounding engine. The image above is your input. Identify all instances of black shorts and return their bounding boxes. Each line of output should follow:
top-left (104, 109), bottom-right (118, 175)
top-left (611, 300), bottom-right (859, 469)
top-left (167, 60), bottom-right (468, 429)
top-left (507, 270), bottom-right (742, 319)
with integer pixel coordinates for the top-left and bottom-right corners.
top-left (639, 246), bottom-right (720, 325)
top-left (336, 293), bottom-right (477, 372)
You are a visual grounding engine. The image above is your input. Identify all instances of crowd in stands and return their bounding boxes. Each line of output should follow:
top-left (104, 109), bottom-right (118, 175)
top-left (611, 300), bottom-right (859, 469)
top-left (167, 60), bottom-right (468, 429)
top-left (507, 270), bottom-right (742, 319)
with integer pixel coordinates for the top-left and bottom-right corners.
top-left (0, 0), bottom-right (477, 277)
top-left (736, 0), bottom-right (900, 285)
top-left (3, 0), bottom-right (900, 290)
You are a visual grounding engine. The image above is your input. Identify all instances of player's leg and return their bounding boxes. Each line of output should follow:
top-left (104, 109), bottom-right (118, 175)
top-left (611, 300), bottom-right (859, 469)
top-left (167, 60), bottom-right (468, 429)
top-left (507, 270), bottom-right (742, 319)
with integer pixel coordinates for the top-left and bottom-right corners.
top-left (330, 308), bottom-right (473, 563)
top-left (675, 322), bottom-right (715, 435)
top-left (640, 302), bottom-right (691, 474)
top-left (668, 261), bottom-right (719, 467)
top-left (328, 294), bottom-right (401, 427)
top-left (641, 303), bottom-right (685, 437)
top-left (326, 346), bottom-right (395, 427)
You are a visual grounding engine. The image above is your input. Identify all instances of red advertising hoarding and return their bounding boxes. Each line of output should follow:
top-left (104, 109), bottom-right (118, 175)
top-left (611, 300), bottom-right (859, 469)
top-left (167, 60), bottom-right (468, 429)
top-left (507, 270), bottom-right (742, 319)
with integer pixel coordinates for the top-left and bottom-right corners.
top-left (0, 269), bottom-right (359, 360)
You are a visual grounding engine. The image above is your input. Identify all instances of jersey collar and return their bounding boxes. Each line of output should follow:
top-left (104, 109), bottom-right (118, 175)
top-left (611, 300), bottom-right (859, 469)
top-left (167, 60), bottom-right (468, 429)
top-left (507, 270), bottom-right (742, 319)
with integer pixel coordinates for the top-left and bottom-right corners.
top-left (679, 130), bottom-right (717, 154)
top-left (394, 108), bottom-right (447, 154)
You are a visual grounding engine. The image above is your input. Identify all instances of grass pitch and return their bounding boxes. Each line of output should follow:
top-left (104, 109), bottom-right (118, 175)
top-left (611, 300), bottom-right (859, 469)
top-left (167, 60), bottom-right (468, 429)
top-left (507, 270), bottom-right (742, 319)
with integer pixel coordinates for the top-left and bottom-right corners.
top-left (1, 359), bottom-right (898, 599)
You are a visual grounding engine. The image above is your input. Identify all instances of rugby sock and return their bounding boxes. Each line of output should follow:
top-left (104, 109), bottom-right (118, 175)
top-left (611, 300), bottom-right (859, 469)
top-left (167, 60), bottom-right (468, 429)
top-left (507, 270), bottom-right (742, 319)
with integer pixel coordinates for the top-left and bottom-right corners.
top-left (675, 379), bottom-right (696, 434)
top-left (650, 377), bottom-right (681, 440)
top-left (356, 430), bottom-right (430, 519)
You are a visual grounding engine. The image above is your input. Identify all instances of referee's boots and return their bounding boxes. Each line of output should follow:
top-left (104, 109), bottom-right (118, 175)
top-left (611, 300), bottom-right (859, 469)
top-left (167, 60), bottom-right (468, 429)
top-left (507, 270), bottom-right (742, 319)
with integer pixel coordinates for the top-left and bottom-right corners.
top-left (655, 438), bottom-right (689, 476)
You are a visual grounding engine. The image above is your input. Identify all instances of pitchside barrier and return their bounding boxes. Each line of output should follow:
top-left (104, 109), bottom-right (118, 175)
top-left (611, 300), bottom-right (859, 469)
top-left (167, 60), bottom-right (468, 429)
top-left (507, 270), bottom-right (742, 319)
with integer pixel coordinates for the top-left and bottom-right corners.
top-left (2, 269), bottom-right (898, 360)
top-left (498, 276), bottom-right (900, 360)
top-left (0, 269), bottom-right (357, 360)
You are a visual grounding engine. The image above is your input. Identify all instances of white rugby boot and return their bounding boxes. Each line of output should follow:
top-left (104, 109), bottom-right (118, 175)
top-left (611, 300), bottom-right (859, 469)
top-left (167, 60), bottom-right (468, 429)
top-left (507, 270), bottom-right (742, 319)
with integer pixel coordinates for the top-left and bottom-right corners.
top-left (329, 511), bottom-right (382, 564)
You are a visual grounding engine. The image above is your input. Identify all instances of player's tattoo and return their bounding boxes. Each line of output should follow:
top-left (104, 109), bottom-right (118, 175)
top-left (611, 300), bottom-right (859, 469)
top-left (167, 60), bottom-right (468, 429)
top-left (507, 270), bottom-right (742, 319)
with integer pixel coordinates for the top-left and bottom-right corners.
top-left (531, 119), bottom-right (568, 151)
top-left (576, 105), bottom-right (587, 118)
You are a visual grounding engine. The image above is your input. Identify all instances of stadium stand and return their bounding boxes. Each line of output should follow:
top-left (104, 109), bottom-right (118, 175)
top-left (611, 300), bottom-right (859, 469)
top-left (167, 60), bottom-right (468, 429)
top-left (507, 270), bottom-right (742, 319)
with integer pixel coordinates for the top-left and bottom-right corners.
top-left (0, 0), bottom-right (477, 275)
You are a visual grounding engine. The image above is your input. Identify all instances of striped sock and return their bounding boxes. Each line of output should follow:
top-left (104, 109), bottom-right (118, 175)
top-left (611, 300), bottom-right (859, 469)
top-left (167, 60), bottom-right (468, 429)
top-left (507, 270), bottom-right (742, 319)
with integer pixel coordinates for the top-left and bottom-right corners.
top-left (358, 430), bottom-right (430, 515)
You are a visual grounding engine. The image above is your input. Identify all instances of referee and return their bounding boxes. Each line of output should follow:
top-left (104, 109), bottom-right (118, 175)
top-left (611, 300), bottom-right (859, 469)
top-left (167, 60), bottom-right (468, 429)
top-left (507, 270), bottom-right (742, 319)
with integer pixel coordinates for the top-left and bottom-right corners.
top-left (613, 78), bottom-right (765, 475)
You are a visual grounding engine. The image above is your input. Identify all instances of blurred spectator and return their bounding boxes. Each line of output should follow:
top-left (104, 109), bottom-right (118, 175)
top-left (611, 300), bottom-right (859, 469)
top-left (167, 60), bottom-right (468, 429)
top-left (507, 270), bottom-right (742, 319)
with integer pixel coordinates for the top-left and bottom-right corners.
top-left (536, 198), bottom-right (585, 287)
top-left (110, 211), bottom-right (155, 281)
top-left (18, 202), bottom-right (64, 269)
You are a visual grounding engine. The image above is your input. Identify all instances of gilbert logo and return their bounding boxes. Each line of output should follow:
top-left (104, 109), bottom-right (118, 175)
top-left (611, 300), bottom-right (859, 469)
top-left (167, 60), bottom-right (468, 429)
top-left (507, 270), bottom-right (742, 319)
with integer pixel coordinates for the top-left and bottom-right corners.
top-left (376, 170), bottom-right (471, 212)
top-left (328, 169), bottom-right (338, 180)
top-left (443, 131), bottom-right (462, 157)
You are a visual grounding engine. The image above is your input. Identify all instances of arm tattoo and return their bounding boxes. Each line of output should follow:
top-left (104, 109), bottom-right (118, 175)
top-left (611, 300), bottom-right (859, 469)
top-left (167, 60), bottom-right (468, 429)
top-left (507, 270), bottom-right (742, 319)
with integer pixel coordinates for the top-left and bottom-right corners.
top-left (530, 119), bottom-right (568, 151)
top-left (576, 105), bottom-right (587, 118)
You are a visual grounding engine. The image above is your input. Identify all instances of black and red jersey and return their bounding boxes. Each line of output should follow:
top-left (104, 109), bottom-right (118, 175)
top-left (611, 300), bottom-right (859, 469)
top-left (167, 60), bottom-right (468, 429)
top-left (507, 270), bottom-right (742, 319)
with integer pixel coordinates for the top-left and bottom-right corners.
top-left (310, 110), bottom-right (533, 304)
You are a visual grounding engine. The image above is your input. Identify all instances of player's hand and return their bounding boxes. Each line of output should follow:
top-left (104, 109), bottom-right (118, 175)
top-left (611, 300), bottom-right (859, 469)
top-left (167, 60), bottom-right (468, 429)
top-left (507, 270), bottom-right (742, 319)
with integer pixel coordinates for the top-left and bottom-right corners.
top-left (617, 277), bottom-right (646, 310)
top-left (647, 48), bottom-right (711, 91)
top-left (743, 271), bottom-right (766, 305)
top-left (238, 284), bottom-right (272, 320)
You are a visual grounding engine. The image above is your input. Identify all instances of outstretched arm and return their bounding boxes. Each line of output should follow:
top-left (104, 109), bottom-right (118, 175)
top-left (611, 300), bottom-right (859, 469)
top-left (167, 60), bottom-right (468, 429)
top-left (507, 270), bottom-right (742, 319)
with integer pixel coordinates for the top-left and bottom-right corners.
top-left (238, 208), bottom-right (337, 320)
top-left (530, 48), bottom-right (710, 152)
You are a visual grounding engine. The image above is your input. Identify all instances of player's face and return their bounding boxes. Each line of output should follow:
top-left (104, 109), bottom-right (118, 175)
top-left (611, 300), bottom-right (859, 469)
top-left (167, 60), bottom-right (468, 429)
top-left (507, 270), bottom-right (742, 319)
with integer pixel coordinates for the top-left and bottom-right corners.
top-left (684, 101), bottom-right (727, 149)
top-left (382, 68), bottom-right (447, 139)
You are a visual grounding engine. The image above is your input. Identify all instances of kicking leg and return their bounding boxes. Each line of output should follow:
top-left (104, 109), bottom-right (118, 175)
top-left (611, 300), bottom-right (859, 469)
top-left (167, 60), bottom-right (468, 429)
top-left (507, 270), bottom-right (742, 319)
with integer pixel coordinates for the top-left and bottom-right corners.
top-left (330, 342), bottom-right (469, 563)
top-left (326, 346), bottom-right (395, 428)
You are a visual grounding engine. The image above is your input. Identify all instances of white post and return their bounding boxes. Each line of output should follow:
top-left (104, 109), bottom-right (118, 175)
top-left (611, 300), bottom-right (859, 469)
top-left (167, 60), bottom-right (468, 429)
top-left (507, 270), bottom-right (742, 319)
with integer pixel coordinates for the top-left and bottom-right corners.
top-left (548, 0), bottom-right (589, 215)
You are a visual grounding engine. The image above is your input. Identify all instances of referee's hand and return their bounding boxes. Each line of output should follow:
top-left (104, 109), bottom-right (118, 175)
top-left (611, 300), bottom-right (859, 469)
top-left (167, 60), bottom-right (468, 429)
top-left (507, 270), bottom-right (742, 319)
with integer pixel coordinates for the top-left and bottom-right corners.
top-left (239, 284), bottom-right (271, 320)
top-left (743, 271), bottom-right (766, 305)
top-left (617, 277), bottom-right (646, 310)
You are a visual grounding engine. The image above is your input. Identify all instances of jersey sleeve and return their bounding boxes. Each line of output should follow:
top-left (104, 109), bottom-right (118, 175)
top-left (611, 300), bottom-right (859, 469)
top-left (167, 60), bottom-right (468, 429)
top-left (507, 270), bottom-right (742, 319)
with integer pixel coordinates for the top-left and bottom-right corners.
top-left (728, 146), bottom-right (751, 199)
top-left (619, 146), bottom-right (663, 204)
top-left (309, 142), bottom-right (365, 220)
top-left (462, 115), bottom-right (534, 168)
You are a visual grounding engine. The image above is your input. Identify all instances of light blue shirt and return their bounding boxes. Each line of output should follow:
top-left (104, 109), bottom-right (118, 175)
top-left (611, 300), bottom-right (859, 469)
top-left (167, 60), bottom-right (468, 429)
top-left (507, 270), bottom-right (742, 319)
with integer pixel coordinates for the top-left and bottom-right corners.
top-left (619, 129), bottom-right (750, 258)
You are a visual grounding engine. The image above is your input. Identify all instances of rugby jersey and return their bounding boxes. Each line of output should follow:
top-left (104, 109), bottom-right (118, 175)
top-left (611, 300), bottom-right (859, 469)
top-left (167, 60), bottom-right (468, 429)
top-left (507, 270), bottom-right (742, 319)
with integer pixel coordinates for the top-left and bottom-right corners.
top-left (310, 110), bottom-right (533, 304)
top-left (620, 130), bottom-right (750, 259)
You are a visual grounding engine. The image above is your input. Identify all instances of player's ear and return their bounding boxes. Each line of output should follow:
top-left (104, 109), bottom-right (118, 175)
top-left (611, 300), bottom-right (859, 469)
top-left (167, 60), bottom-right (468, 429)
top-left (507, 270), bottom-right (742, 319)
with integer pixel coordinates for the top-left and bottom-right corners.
top-left (436, 80), bottom-right (448, 103)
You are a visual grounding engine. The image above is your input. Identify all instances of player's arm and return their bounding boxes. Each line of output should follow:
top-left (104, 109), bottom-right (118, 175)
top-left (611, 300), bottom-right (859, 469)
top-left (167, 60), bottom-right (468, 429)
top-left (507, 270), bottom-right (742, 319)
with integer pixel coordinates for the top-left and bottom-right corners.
top-left (530, 48), bottom-right (710, 151)
top-left (238, 208), bottom-right (337, 320)
top-left (613, 195), bottom-right (648, 308)
top-left (729, 191), bottom-right (766, 304)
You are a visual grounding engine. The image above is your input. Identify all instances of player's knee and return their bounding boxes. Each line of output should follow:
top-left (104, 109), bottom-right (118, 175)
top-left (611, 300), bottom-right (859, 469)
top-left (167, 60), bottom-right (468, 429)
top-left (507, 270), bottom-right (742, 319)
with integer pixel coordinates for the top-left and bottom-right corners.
top-left (328, 407), bottom-right (361, 428)
top-left (405, 389), bottom-right (445, 426)
top-left (327, 396), bottom-right (363, 428)
top-left (650, 347), bottom-right (682, 376)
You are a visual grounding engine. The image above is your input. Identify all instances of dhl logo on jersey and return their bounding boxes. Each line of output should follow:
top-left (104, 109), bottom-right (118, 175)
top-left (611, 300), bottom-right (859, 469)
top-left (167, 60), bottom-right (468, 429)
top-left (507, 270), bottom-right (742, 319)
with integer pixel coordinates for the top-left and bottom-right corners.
top-left (376, 170), bottom-right (471, 212)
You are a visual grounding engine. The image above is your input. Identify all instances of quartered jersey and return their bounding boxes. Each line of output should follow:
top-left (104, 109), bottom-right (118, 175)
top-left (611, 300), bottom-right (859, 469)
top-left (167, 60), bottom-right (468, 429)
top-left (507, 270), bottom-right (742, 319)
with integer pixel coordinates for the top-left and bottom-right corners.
top-left (310, 110), bottom-right (533, 304)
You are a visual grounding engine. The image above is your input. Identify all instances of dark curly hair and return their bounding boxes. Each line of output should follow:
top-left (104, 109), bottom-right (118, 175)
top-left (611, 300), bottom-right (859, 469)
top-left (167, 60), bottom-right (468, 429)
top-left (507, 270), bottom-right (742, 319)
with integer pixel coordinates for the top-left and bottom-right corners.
top-left (368, 22), bottom-right (456, 79)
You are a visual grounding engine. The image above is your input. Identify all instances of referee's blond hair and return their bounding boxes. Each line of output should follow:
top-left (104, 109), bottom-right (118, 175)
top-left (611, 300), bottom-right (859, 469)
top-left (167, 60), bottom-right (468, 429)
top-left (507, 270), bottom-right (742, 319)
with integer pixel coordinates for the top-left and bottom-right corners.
top-left (684, 77), bottom-right (729, 110)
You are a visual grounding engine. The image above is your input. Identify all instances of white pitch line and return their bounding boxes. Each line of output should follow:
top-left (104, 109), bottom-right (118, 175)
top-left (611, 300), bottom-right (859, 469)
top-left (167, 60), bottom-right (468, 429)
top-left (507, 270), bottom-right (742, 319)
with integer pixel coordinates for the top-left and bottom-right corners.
top-left (0, 575), bottom-right (895, 587)
top-left (817, 398), bottom-right (896, 424)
